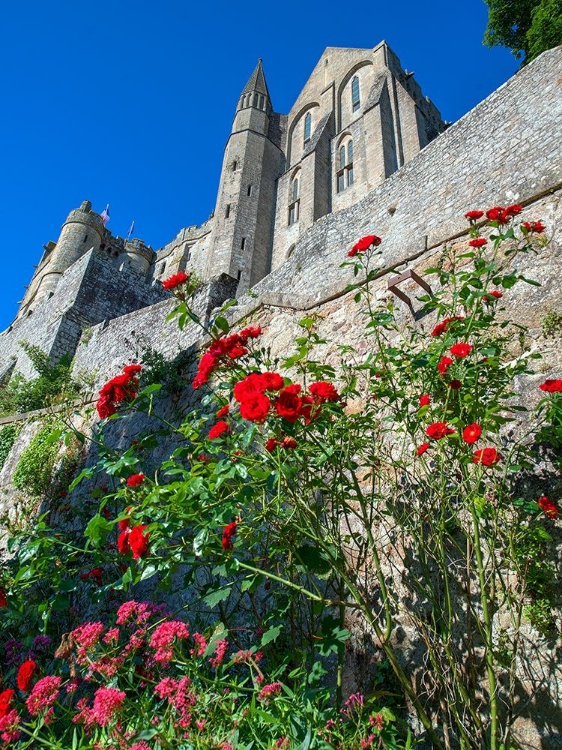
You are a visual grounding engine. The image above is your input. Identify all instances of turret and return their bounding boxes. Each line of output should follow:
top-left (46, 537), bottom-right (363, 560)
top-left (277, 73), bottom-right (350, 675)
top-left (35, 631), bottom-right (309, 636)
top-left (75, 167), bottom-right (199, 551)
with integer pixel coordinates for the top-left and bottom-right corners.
top-left (123, 238), bottom-right (153, 276)
top-left (206, 61), bottom-right (283, 293)
top-left (28, 201), bottom-right (105, 309)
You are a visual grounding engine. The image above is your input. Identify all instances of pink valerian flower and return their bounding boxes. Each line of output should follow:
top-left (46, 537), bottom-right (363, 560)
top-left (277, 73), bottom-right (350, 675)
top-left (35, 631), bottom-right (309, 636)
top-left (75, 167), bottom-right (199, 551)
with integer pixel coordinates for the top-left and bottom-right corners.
top-left (191, 632), bottom-right (208, 657)
top-left (71, 622), bottom-right (105, 661)
top-left (26, 676), bottom-right (62, 716)
top-left (209, 639), bottom-right (229, 668)
top-left (195, 719), bottom-right (206, 731)
top-left (257, 682), bottom-right (283, 702)
top-left (92, 687), bottom-right (126, 726)
top-left (360, 737), bottom-right (377, 749)
top-left (129, 743), bottom-right (152, 750)
top-left (102, 627), bottom-right (120, 645)
top-left (87, 654), bottom-right (125, 679)
top-left (343, 692), bottom-right (365, 714)
top-left (370, 713), bottom-right (385, 730)
top-left (0, 709), bottom-right (21, 743)
top-left (116, 600), bottom-right (152, 625)
top-left (149, 621), bottom-right (190, 662)
top-left (155, 676), bottom-right (195, 728)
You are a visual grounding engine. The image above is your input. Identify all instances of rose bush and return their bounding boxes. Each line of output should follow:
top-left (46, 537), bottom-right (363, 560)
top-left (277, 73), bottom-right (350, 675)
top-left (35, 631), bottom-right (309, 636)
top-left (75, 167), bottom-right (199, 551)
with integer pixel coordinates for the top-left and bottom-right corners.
top-left (0, 208), bottom-right (559, 749)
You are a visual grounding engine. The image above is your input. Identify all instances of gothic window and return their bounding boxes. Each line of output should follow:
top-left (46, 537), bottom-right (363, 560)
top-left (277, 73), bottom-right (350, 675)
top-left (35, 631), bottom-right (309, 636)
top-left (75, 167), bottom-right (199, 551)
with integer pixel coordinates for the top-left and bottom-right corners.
top-left (351, 76), bottom-right (360, 112)
top-left (304, 112), bottom-right (312, 144)
top-left (336, 138), bottom-right (354, 193)
top-left (288, 173), bottom-right (300, 226)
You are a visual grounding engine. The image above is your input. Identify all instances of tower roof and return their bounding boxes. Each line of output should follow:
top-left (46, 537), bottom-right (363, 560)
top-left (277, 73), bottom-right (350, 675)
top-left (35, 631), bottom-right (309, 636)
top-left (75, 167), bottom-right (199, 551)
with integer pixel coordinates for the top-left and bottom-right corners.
top-left (241, 59), bottom-right (270, 99)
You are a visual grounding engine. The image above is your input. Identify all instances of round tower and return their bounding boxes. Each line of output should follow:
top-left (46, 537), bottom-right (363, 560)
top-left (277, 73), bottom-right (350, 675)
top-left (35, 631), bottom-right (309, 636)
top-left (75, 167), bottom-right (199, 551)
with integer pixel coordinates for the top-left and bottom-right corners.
top-left (34, 200), bottom-right (105, 304)
top-left (123, 239), bottom-right (153, 276)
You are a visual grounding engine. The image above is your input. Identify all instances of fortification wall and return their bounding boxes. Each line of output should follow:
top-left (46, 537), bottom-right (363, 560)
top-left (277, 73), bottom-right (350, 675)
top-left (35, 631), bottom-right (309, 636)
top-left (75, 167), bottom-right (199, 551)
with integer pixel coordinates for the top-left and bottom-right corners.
top-left (0, 249), bottom-right (168, 379)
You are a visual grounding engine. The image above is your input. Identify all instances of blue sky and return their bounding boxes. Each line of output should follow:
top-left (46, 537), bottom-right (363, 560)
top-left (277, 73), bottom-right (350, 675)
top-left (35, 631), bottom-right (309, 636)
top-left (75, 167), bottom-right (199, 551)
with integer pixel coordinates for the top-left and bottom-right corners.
top-left (0, 0), bottom-right (518, 331)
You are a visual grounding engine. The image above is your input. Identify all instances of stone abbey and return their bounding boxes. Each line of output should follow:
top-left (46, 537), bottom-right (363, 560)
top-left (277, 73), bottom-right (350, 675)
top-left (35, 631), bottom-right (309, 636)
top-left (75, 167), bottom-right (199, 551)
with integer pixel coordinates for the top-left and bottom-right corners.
top-left (0, 42), bottom-right (445, 379)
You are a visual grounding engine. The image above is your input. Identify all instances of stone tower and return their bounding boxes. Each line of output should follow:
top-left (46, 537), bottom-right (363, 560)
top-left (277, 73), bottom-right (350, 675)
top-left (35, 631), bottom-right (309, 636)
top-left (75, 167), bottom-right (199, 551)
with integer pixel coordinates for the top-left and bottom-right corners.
top-left (205, 60), bottom-right (284, 294)
top-left (18, 200), bottom-right (105, 318)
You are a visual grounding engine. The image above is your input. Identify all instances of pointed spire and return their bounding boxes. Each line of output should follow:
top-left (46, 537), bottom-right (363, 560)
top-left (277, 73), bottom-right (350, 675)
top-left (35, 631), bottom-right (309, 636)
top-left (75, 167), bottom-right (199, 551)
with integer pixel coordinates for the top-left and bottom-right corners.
top-left (241, 59), bottom-right (270, 99)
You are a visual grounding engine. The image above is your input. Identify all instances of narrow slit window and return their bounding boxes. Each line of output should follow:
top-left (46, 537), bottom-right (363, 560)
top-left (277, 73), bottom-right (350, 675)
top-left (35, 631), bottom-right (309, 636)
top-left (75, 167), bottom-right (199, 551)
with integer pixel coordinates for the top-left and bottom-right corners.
top-left (241, 238), bottom-right (246, 250)
top-left (247, 184), bottom-right (252, 196)
top-left (304, 112), bottom-right (312, 143)
top-left (351, 76), bottom-right (360, 112)
top-left (225, 204), bottom-right (231, 218)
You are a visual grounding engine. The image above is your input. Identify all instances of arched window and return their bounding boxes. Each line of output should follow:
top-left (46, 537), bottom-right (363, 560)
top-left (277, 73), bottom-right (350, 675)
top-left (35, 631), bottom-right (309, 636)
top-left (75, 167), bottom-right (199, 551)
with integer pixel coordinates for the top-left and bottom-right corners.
top-left (304, 112), bottom-right (312, 144)
top-left (351, 76), bottom-right (360, 112)
top-left (336, 138), bottom-right (354, 193)
top-left (288, 172), bottom-right (300, 225)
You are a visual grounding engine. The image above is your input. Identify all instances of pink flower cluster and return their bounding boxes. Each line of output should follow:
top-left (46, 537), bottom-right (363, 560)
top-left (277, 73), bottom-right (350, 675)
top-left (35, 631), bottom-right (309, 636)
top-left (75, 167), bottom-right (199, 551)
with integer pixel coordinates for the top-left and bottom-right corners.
top-left (26, 676), bottom-right (62, 716)
top-left (149, 620), bottom-right (190, 663)
top-left (155, 676), bottom-right (196, 728)
top-left (73, 687), bottom-right (126, 728)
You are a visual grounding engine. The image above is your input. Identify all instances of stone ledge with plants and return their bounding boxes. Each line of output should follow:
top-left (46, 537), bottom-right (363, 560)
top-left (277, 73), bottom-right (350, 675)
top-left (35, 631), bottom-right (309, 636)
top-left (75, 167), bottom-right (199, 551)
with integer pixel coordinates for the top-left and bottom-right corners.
top-left (0, 210), bottom-right (560, 750)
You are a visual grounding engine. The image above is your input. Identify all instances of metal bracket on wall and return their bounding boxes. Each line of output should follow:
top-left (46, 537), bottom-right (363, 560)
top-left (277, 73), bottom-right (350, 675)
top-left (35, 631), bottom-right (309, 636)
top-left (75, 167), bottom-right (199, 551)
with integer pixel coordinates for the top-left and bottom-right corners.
top-left (387, 268), bottom-right (433, 318)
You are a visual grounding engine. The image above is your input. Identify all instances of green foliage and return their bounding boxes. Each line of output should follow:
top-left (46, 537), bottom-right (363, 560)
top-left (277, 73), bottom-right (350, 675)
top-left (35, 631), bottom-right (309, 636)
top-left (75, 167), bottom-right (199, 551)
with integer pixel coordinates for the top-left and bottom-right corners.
top-left (0, 343), bottom-right (79, 416)
top-left (541, 309), bottom-right (562, 338)
top-left (483, 0), bottom-right (562, 63)
top-left (0, 213), bottom-right (559, 749)
top-left (12, 421), bottom-right (62, 495)
top-left (0, 423), bottom-right (20, 470)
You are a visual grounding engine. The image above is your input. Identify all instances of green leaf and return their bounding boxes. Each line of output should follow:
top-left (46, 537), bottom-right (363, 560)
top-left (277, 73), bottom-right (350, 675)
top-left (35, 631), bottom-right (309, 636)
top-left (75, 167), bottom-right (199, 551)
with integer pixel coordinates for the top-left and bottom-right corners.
top-left (84, 514), bottom-right (113, 545)
top-left (261, 624), bottom-right (282, 646)
top-left (193, 528), bottom-right (210, 557)
top-left (214, 316), bottom-right (230, 333)
top-left (295, 544), bottom-right (331, 575)
top-left (203, 586), bottom-right (232, 607)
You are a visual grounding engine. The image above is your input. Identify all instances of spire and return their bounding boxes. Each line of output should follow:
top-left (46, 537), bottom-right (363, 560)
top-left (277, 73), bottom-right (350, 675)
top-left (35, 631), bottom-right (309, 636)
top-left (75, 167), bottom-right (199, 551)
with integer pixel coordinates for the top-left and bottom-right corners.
top-left (241, 59), bottom-right (270, 99)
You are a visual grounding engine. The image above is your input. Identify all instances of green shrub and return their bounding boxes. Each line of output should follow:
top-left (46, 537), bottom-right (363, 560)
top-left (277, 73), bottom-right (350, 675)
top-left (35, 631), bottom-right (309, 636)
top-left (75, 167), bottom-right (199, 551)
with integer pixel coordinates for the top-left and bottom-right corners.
top-left (0, 423), bottom-right (20, 470)
top-left (12, 422), bottom-right (62, 495)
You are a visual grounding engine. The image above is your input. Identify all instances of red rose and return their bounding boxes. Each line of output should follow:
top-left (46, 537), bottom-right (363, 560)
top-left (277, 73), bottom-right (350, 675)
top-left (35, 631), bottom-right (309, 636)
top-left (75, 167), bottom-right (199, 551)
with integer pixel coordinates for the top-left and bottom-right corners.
top-left (464, 210), bottom-right (484, 221)
top-left (469, 238), bottom-right (487, 248)
top-left (265, 438), bottom-right (278, 453)
top-left (209, 420), bottom-right (230, 439)
top-left (348, 235), bottom-right (382, 257)
top-left (126, 473), bottom-right (145, 488)
top-left (462, 423), bottom-right (482, 444)
top-left (129, 525), bottom-right (150, 559)
top-left (275, 390), bottom-right (302, 422)
top-left (448, 379), bottom-right (463, 390)
top-left (486, 206), bottom-right (505, 222)
top-left (537, 496), bottom-right (559, 520)
top-left (283, 383), bottom-right (302, 395)
top-left (416, 442), bottom-right (430, 456)
top-left (522, 220), bottom-right (545, 233)
top-left (79, 567), bottom-right (103, 586)
top-left (162, 272), bottom-right (189, 290)
top-left (222, 522), bottom-right (237, 550)
top-left (239, 326), bottom-right (262, 339)
top-left (472, 448), bottom-right (501, 466)
top-left (239, 394), bottom-right (271, 422)
top-left (505, 204), bottom-right (523, 217)
top-left (123, 364), bottom-right (142, 375)
top-left (483, 290), bottom-right (503, 302)
top-left (426, 422), bottom-right (455, 440)
top-left (419, 394), bottom-right (430, 407)
top-left (216, 404), bottom-right (230, 418)
top-left (281, 436), bottom-right (298, 449)
top-left (450, 343), bottom-right (473, 358)
top-left (431, 316), bottom-right (464, 337)
top-left (117, 530), bottom-right (131, 555)
top-left (17, 660), bottom-right (37, 693)
top-left (0, 689), bottom-right (14, 719)
top-left (309, 381), bottom-right (340, 402)
top-left (259, 372), bottom-right (285, 392)
top-left (437, 356), bottom-right (454, 375)
top-left (539, 379), bottom-right (562, 393)
top-left (0, 587), bottom-right (6, 608)
top-left (233, 373), bottom-right (266, 402)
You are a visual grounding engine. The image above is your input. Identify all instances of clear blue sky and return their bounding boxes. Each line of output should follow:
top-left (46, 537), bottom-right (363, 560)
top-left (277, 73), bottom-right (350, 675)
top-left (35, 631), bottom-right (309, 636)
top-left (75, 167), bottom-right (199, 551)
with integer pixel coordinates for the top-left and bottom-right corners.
top-left (0, 0), bottom-right (518, 331)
